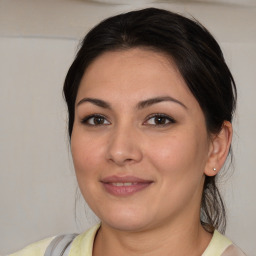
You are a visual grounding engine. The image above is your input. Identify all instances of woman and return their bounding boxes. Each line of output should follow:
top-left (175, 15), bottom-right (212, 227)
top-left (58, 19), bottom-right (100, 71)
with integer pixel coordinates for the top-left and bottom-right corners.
top-left (10, 8), bottom-right (245, 256)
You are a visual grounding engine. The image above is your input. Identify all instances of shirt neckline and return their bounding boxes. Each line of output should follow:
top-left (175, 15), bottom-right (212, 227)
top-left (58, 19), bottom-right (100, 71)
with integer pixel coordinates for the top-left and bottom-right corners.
top-left (69, 224), bottom-right (232, 256)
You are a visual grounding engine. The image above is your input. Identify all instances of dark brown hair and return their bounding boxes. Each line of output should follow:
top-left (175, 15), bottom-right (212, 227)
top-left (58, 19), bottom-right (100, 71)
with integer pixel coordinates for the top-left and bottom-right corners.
top-left (63, 8), bottom-right (237, 233)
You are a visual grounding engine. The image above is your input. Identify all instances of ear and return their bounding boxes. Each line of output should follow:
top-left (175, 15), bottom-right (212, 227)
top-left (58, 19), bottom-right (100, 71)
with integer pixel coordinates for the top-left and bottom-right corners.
top-left (204, 121), bottom-right (233, 177)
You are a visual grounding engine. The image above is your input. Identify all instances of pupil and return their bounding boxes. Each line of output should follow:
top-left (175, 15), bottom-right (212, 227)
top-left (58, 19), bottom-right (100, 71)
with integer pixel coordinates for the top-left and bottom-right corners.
top-left (155, 116), bottom-right (166, 124)
top-left (94, 117), bottom-right (104, 124)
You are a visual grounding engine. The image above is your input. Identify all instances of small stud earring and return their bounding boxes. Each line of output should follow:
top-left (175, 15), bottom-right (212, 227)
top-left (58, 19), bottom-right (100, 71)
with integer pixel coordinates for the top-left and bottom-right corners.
top-left (213, 168), bottom-right (217, 171)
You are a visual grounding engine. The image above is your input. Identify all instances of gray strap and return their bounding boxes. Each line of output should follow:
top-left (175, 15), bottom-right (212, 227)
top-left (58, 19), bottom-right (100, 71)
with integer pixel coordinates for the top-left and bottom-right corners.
top-left (44, 234), bottom-right (78, 256)
top-left (62, 241), bottom-right (73, 256)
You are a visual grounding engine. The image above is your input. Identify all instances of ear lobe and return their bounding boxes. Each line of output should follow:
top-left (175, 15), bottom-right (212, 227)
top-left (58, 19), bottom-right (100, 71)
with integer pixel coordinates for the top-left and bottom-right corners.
top-left (204, 121), bottom-right (233, 177)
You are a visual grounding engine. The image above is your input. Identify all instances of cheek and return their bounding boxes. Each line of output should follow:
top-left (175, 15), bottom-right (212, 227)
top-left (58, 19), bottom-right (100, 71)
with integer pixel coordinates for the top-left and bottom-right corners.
top-left (146, 130), bottom-right (209, 211)
top-left (71, 130), bottom-right (104, 186)
top-left (71, 133), bottom-right (106, 214)
top-left (146, 129), bottom-right (209, 179)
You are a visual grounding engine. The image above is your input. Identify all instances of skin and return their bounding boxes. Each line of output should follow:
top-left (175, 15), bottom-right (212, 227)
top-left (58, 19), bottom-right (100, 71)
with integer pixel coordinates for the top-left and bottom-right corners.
top-left (71, 48), bottom-right (232, 256)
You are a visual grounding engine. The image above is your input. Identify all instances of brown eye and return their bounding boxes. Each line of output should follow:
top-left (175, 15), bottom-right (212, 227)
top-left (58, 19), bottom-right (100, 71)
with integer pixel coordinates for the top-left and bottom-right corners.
top-left (81, 115), bottom-right (110, 126)
top-left (93, 116), bottom-right (105, 125)
top-left (154, 116), bottom-right (168, 125)
top-left (145, 114), bottom-right (175, 126)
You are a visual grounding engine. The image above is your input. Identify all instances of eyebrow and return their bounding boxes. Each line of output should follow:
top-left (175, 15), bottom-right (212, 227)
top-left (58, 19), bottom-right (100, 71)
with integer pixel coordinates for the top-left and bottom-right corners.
top-left (77, 98), bottom-right (111, 109)
top-left (76, 96), bottom-right (187, 110)
top-left (137, 96), bottom-right (187, 109)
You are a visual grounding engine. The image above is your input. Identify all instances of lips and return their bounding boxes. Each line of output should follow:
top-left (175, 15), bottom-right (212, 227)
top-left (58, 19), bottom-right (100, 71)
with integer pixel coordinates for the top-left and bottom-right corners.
top-left (101, 175), bottom-right (153, 196)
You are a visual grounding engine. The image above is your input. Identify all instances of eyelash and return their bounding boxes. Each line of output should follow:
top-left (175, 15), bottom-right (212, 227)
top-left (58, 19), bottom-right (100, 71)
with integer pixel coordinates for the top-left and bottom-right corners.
top-left (81, 114), bottom-right (110, 126)
top-left (80, 113), bottom-right (176, 127)
top-left (144, 113), bottom-right (176, 127)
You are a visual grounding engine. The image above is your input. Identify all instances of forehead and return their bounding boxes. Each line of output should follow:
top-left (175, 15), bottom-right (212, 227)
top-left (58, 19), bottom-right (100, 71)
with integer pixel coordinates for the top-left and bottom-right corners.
top-left (76, 48), bottom-right (196, 108)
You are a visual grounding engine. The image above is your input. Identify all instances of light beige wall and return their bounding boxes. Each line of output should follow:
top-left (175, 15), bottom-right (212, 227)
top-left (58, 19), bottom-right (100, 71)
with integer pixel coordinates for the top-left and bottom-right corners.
top-left (0, 1), bottom-right (255, 255)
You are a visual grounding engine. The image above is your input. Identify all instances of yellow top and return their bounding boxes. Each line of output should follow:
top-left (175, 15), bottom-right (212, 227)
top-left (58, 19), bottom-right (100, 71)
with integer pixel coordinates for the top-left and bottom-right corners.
top-left (9, 224), bottom-right (245, 256)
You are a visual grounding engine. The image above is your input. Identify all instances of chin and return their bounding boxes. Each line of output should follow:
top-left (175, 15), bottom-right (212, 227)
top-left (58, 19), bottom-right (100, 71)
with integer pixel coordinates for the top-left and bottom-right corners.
top-left (98, 207), bottom-right (154, 232)
top-left (103, 219), bottom-right (151, 232)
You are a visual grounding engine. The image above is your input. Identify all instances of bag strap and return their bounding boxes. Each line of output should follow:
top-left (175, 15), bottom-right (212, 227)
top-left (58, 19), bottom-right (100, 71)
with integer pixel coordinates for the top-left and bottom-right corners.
top-left (44, 233), bottom-right (78, 256)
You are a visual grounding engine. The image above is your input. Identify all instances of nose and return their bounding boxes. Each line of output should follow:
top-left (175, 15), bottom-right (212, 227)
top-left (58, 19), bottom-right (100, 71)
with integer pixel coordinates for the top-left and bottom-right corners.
top-left (106, 125), bottom-right (143, 166)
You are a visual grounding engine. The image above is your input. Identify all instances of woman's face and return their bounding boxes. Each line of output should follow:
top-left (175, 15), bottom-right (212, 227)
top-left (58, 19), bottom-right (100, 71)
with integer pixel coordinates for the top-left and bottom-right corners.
top-left (71, 48), bottom-right (212, 232)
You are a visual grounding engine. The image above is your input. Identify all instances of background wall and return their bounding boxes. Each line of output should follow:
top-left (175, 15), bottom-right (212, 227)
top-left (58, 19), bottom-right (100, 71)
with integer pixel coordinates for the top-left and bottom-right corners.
top-left (0, 0), bottom-right (255, 255)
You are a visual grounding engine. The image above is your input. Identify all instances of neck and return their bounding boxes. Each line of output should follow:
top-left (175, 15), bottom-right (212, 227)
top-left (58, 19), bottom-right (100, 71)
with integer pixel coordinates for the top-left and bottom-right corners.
top-left (93, 216), bottom-right (212, 256)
